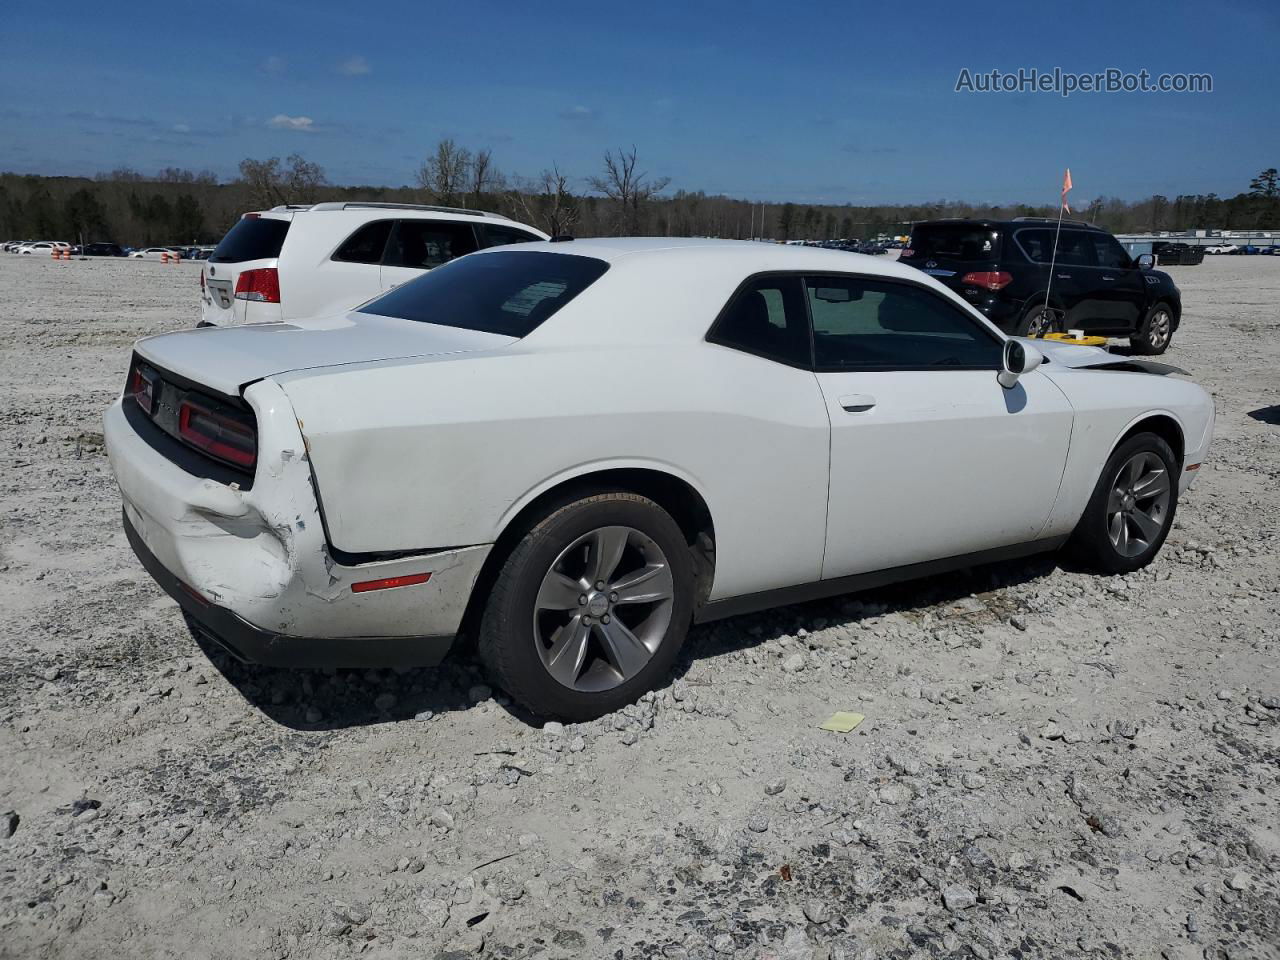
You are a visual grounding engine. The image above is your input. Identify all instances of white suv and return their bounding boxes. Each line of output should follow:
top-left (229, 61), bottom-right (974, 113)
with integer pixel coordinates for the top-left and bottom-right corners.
top-left (199, 202), bottom-right (548, 326)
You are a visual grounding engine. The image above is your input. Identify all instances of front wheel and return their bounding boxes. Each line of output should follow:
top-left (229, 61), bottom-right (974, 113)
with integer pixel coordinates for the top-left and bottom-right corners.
top-left (1131, 303), bottom-right (1174, 355)
top-left (478, 492), bottom-right (694, 721)
top-left (1068, 433), bottom-right (1178, 574)
top-left (1015, 300), bottom-right (1063, 338)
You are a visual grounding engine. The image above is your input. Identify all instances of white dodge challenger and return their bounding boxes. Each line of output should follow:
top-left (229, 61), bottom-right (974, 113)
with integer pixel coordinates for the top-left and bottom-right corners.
top-left (104, 238), bottom-right (1215, 719)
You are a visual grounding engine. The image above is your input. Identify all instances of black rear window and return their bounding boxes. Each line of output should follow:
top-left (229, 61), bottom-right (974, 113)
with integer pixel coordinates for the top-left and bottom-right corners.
top-left (906, 225), bottom-right (1000, 263)
top-left (359, 250), bottom-right (609, 338)
top-left (211, 217), bottom-right (290, 263)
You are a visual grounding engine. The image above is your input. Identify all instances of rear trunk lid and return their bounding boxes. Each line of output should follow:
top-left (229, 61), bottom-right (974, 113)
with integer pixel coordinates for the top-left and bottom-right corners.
top-left (136, 312), bottom-right (518, 396)
top-left (900, 223), bottom-right (1002, 292)
top-left (202, 213), bottom-right (293, 327)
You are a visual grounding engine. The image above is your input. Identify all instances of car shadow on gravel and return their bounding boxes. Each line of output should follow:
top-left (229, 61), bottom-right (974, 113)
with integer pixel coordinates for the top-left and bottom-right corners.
top-left (193, 552), bottom-right (1064, 732)
top-left (190, 630), bottom-right (493, 732)
top-left (1247, 404), bottom-right (1280, 425)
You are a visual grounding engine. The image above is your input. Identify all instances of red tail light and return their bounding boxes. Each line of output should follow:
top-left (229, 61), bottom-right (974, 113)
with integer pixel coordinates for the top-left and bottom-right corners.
top-left (900, 248), bottom-right (915, 258)
top-left (178, 400), bottom-right (257, 469)
top-left (200, 267), bottom-right (206, 292)
top-left (351, 573), bottom-right (432, 594)
top-left (960, 271), bottom-right (1013, 291)
top-left (234, 268), bottom-right (280, 303)
top-left (129, 364), bottom-right (157, 414)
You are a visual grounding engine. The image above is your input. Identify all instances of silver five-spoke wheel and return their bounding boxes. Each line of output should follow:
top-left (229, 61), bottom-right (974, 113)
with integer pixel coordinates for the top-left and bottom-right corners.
top-left (1106, 451), bottom-right (1171, 558)
top-left (1146, 308), bottom-right (1172, 350)
top-left (533, 525), bottom-right (675, 692)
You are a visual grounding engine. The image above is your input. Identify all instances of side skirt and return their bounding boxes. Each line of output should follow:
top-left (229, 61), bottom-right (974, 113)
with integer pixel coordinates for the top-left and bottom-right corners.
top-left (694, 536), bottom-right (1067, 624)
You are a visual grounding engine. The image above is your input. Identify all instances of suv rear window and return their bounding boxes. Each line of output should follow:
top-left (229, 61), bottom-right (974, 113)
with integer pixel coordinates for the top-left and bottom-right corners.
top-left (359, 250), bottom-right (608, 338)
top-left (905, 225), bottom-right (1000, 263)
top-left (211, 217), bottom-right (290, 263)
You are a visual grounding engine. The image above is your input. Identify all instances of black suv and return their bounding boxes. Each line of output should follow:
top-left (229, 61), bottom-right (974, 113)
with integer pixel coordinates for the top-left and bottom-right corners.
top-left (899, 218), bottom-right (1181, 354)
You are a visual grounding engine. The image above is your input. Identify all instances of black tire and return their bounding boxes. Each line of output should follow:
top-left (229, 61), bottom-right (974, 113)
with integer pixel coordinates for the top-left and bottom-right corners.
top-left (477, 492), bottom-right (695, 721)
top-left (1014, 299), bottom-right (1063, 338)
top-left (1131, 302), bottom-right (1174, 355)
top-left (1067, 432), bottom-right (1178, 574)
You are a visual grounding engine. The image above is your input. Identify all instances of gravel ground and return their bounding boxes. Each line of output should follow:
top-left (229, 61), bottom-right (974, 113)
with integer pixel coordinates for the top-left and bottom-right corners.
top-left (0, 253), bottom-right (1277, 960)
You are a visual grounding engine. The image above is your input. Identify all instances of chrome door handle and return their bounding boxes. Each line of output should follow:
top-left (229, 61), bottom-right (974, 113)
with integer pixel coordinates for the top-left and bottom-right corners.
top-left (1102, 275), bottom-right (1116, 281)
top-left (839, 394), bottom-right (877, 413)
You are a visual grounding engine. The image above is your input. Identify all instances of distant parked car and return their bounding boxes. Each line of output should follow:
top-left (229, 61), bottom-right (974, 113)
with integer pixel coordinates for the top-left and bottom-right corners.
top-left (18, 242), bottom-right (58, 256)
top-left (83, 242), bottom-right (126, 257)
top-left (900, 217), bottom-right (1183, 354)
top-left (130, 247), bottom-right (183, 260)
top-left (200, 201), bottom-right (547, 327)
top-left (1203, 244), bottom-right (1238, 255)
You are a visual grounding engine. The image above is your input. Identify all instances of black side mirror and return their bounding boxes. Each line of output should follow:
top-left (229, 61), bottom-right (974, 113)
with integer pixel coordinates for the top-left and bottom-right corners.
top-left (1136, 253), bottom-right (1155, 270)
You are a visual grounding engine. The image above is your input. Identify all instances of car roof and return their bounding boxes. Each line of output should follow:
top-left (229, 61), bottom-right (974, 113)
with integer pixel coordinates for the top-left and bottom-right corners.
top-left (914, 217), bottom-right (1106, 232)
top-left (472, 236), bottom-right (928, 279)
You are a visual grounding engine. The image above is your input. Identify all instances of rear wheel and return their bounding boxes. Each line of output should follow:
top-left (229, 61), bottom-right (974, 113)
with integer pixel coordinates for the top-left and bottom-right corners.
top-left (1131, 303), bottom-right (1174, 355)
top-left (478, 492), bottom-right (694, 720)
top-left (1015, 300), bottom-right (1062, 338)
top-left (1068, 433), bottom-right (1177, 574)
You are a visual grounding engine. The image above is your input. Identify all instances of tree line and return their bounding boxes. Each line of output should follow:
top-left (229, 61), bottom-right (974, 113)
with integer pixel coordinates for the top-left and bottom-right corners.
top-left (2, 148), bottom-right (1277, 247)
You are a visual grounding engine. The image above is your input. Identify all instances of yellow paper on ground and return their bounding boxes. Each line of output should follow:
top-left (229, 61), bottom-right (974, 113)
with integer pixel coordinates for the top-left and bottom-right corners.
top-left (819, 711), bottom-right (865, 733)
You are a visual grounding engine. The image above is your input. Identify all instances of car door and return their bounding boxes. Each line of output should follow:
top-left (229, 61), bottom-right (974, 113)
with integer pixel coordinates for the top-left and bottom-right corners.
top-left (380, 219), bottom-right (480, 292)
top-left (1086, 233), bottom-right (1144, 331)
top-left (304, 218), bottom-right (393, 318)
top-left (806, 274), bottom-right (1074, 579)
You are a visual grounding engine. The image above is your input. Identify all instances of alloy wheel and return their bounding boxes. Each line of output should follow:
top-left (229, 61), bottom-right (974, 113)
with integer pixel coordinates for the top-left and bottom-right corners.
top-left (1147, 309), bottom-right (1171, 349)
top-left (1027, 306), bottom-right (1060, 337)
top-left (1106, 451), bottom-right (1171, 557)
top-left (533, 525), bottom-right (675, 692)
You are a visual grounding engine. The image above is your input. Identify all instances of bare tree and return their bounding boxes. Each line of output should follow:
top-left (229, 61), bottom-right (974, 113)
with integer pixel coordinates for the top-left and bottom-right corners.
top-left (509, 166), bottom-right (580, 237)
top-left (237, 154), bottom-right (327, 208)
top-left (587, 146), bottom-right (670, 235)
top-left (416, 139), bottom-right (471, 206)
top-left (468, 148), bottom-right (504, 207)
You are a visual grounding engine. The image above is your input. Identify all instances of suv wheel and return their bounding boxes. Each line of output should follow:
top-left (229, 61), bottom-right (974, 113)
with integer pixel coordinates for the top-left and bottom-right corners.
top-left (1016, 301), bottom-right (1062, 338)
top-left (1068, 432), bottom-right (1177, 574)
top-left (478, 492), bottom-right (694, 720)
top-left (1131, 303), bottom-right (1174, 355)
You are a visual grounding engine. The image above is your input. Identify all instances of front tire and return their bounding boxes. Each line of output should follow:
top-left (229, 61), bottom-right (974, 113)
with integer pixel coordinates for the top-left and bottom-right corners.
top-left (1015, 299), bottom-right (1063, 338)
top-left (477, 492), bottom-right (694, 721)
top-left (1068, 432), bottom-right (1178, 574)
top-left (1131, 303), bottom-right (1174, 355)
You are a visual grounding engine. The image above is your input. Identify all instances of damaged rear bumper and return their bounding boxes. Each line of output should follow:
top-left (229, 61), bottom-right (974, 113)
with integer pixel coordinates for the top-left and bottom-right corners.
top-left (125, 510), bottom-right (454, 667)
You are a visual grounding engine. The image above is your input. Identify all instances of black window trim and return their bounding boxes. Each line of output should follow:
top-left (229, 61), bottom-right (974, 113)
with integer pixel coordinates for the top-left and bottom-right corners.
top-left (704, 270), bottom-right (1006, 373)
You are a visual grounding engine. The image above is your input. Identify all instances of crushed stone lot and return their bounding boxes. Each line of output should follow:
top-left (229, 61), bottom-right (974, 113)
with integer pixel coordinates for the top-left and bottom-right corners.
top-left (0, 253), bottom-right (1277, 960)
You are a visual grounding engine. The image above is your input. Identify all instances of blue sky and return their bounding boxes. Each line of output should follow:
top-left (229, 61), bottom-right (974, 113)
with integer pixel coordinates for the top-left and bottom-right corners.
top-left (2, 0), bottom-right (1276, 204)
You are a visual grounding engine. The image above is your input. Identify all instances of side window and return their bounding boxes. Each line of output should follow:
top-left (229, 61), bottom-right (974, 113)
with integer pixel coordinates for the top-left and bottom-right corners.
top-left (385, 220), bottom-right (479, 269)
top-left (333, 220), bottom-right (392, 264)
top-left (1017, 228), bottom-right (1095, 266)
top-left (1092, 235), bottom-right (1131, 269)
top-left (481, 224), bottom-right (542, 248)
top-left (807, 276), bottom-right (1002, 370)
top-left (708, 275), bottom-right (810, 368)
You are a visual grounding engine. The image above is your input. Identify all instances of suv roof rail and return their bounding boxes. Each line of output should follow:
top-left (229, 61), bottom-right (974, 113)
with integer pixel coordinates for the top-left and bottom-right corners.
top-left (1011, 216), bottom-right (1095, 228)
top-left (305, 201), bottom-right (509, 219)
top-left (268, 204), bottom-right (315, 211)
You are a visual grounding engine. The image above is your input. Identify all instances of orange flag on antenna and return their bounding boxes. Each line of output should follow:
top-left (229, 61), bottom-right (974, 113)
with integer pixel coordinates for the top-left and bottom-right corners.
top-left (1061, 168), bottom-right (1073, 213)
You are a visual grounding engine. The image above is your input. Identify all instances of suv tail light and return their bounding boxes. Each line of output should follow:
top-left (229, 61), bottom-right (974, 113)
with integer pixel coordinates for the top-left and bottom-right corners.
top-left (900, 248), bottom-right (915, 258)
top-left (960, 271), bottom-right (1013, 291)
top-left (178, 400), bottom-right (257, 470)
top-left (234, 267), bottom-right (280, 303)
top-left (200, 267), bottom-right (206, 292)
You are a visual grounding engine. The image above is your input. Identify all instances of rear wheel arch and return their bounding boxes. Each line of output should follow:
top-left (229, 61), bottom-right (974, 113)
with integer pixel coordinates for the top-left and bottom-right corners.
top-left (457, 467), bottom-right (717, 645)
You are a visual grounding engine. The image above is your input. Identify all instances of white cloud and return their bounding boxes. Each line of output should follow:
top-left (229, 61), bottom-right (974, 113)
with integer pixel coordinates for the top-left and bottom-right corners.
top-left (261, 55), bottom-right (286, 75)
top-left (267, 114), bottom-right (315, 132)
top-left (172, 123), bottom-right (191, 133)
top-left (562, 105), bottom-right (594, 118)
top-left (337, 55), bottom-right (371, 76)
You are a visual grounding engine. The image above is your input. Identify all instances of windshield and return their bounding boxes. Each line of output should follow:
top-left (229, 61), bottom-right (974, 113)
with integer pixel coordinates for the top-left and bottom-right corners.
top-left (359, 250), bottom-right (609, 338)
top-left (906, 224), bottom-right (1000, 263)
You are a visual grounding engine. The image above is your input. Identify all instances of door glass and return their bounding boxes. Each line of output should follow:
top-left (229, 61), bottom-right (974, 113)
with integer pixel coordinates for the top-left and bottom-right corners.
top-left (386, 220), bottom-right (479, 269)
top-left (807, 276), bottom-right (1001, 370)
top-left (708, 275), bottom-right (810, 367)
top-left (1017, 228), bottom-right (1095, 266)
top-left (481, 224), bottom-right (542, 247)
top-left (1091, 235), bottom-right (1131, 269)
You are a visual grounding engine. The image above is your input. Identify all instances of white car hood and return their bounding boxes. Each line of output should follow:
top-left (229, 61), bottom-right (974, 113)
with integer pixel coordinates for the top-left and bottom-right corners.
top-left (134, 312), bottom-right (517, 396)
